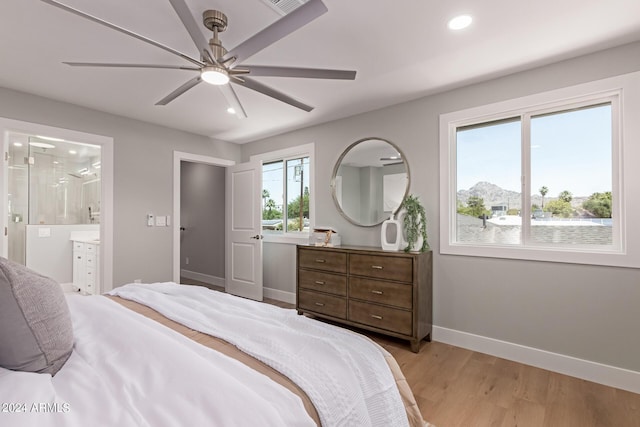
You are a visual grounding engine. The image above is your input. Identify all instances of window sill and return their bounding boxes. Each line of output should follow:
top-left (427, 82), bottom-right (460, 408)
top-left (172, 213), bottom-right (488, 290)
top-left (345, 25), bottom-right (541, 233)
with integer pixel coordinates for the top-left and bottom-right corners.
top-left (440, 243), bottom-right (636, 269)
top-left (262, 234), bottom-right (309, 245)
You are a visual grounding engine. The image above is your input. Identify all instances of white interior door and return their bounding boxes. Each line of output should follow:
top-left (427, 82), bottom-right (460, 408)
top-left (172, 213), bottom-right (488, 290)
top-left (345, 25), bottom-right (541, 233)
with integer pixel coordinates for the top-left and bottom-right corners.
top-left (225, 160), bottom-right (263, 301)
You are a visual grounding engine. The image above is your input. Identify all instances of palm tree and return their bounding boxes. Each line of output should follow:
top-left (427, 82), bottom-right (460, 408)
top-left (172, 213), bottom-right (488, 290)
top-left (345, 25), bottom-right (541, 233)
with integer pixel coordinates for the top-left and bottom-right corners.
top-left (539, 186), bottom-right (549, 209)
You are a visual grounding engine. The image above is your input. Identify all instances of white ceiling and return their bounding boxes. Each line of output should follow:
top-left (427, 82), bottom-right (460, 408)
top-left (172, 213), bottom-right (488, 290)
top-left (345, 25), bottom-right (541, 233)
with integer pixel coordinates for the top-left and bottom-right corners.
top-left (2, 0), bottom-right (640, 144)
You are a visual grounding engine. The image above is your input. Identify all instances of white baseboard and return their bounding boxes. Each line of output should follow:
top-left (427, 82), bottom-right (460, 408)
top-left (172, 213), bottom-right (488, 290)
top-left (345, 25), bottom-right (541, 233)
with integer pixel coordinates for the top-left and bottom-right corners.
top-left (264, 287), bottom-right (296, 305)
top-left (433, 326), bottom-right (640, 394)
top-left (180, 270), bottom-right (225, 287)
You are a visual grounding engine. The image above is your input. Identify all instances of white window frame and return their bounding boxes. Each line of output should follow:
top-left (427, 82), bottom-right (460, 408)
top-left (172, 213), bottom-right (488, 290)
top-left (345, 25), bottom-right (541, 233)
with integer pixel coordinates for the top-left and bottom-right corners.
top-left (251, 143), bottom-right (315, 244)
top-left (439, 73), bottom-right (640, 268)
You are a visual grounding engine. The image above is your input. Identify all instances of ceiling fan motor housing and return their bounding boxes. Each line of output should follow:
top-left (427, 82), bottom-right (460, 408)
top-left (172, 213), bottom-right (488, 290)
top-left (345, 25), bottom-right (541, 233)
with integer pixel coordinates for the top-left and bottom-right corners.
top-left (203, 10), bottom-right (227, 32)
top-left (203, 10), bottom-right (228, 60)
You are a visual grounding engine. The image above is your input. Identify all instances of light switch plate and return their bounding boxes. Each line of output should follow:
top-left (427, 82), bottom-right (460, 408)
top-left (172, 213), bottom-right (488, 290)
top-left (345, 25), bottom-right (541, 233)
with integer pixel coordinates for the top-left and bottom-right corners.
top-left (147, 214), bottom-right (154, 226)
top-left (155, 216), bottom-right (166, 227)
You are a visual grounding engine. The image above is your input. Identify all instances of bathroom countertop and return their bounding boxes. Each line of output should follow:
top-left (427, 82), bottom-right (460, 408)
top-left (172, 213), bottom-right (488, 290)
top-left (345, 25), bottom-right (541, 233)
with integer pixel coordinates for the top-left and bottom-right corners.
top-left (71, 238), bottom-right (100, 244)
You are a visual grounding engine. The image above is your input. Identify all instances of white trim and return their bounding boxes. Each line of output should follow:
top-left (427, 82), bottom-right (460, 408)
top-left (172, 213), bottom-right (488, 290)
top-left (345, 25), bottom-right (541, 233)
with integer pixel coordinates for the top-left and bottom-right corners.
top-left (249, 143), bottom-right (315, 163)
top-left (180, 269), bottom-right (225, 287)
top-left (0, 118), bottom-right (114, 291)
top-left (264, 286), bottom-right (296, 305)
top-left (262, 233), bottom-right (310, 244)
top-left (433, 326), bottom-right (640, 394)
top-left (172, 151), bottom-right (235, 283)
top-left (439, 72), bottom-right (640, 268)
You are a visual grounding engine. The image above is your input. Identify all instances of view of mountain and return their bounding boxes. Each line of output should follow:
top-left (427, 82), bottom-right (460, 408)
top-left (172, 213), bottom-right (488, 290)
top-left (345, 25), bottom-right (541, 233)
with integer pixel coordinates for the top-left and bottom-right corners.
top-left (457, 181), bottom-right (589, 210)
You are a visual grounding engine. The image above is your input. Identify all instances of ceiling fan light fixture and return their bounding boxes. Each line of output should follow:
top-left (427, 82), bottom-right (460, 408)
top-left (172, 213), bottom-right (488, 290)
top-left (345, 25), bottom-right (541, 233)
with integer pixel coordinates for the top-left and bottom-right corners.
top-left (201, 65), bottom-right (229, 85)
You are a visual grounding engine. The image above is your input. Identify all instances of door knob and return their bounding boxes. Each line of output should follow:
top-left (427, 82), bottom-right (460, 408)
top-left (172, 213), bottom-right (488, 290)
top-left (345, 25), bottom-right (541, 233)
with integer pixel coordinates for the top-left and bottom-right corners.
top-left (250, 234), bottom-right (263, 240)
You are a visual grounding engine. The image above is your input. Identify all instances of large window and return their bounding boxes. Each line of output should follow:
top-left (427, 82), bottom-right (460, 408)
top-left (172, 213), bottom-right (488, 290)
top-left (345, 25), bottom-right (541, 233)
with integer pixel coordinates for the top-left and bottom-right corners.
top-left (440, 84), bottom-right (628, 266)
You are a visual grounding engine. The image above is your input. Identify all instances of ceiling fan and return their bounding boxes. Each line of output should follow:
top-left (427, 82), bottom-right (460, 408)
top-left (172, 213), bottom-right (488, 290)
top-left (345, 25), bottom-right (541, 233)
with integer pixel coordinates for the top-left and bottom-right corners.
top-left (40, 0), bottom-right (356, 118)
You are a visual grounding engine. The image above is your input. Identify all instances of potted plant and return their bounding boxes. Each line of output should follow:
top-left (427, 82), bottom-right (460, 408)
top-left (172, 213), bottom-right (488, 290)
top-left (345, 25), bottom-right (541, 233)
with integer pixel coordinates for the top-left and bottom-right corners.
top-left (401, 194), bottom-right (429, 252)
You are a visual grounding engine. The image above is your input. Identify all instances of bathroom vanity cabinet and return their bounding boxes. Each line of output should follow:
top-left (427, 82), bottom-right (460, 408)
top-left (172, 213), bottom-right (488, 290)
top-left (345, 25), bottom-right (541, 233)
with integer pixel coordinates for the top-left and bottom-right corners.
top-left (72, 240), bottom-right (100, 295)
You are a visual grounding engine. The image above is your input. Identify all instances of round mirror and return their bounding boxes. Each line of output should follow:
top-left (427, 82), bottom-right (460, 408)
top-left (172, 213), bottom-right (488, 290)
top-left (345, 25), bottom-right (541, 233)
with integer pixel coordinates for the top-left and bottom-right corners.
top-left (331, 137), bottom-right (410, 226)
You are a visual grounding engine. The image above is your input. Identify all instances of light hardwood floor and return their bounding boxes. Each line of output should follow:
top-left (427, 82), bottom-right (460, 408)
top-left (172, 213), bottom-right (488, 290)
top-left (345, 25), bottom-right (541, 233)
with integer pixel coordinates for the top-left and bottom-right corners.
top-left (181, 279), bottom-right (640, 427)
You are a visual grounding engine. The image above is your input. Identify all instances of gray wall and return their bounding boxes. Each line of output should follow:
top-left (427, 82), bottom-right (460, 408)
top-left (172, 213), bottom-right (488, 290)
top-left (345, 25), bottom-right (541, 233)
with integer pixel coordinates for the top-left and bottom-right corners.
top-left (180, 161), bottom-right (225, 279)
top-left (0, 86), bottom-right (241, 287)
top-left (243, 41), bottom-right (640, 372)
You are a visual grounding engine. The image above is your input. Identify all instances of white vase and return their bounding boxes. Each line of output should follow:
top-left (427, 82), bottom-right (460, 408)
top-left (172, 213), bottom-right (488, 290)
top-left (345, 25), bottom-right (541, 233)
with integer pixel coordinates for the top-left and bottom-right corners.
top-left (380, 214), bottom-right (402, 251)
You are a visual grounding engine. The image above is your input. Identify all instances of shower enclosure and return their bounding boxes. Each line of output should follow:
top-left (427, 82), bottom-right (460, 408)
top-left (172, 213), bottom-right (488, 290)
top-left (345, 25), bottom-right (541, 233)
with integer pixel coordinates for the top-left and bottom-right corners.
top-left (7, 133), bottom-right (101, 266)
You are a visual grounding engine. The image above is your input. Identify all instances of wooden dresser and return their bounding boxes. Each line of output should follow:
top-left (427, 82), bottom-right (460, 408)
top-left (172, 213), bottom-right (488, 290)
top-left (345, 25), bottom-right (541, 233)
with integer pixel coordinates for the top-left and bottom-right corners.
top-left (296, 245), bottom-right (432, 352)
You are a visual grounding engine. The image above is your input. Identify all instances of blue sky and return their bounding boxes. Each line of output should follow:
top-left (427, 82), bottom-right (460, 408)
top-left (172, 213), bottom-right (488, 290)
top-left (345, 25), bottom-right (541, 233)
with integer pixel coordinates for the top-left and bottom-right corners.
top-left (456, 104), bottom-right (612, 197)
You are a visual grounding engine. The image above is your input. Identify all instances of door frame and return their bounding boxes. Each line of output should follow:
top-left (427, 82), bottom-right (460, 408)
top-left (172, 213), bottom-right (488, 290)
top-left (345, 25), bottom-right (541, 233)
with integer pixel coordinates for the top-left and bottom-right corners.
top-left (172, 151), bottom-right (235, 283)
top-left (0, 118), bottom-right (114, 291)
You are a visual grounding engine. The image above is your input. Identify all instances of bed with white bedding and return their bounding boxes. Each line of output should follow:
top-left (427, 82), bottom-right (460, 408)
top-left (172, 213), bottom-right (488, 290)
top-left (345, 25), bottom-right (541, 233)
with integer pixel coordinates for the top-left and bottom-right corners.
top-left (1, 280), bottom-right (430, 427)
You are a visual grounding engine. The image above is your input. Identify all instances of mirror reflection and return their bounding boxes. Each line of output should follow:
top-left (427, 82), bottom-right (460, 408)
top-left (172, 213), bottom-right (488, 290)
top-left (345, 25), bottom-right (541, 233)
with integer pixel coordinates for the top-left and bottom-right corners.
top-left (331, 138), bottom-right (409, 226)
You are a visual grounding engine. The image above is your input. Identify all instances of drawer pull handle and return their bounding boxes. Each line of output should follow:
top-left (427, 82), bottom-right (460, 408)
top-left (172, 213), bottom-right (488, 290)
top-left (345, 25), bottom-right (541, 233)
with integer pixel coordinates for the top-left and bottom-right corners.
top-left (315, 281), bottom-right (325, 285)
top-left (315, 259), bottom-right (326, 263)
top-left (371, 314), bottom-right (383, 320)
top-left (371, 290), bottom-right (383, 295)
top-left (315, 302), bottom-right (325, 307)
top-left (371, 265), bottom-right (383, 270)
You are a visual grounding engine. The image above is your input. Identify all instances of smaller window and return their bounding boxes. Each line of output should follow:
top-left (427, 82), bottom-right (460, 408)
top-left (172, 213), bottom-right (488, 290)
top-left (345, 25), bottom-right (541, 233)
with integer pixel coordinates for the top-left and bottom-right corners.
top-left (261, 156), bottom-right (311, 235)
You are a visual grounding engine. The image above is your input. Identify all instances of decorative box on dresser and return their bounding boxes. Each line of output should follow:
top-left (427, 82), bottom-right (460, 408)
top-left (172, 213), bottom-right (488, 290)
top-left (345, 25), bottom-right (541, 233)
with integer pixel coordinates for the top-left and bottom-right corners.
top-left (296, 244), bottom-right (432, 352)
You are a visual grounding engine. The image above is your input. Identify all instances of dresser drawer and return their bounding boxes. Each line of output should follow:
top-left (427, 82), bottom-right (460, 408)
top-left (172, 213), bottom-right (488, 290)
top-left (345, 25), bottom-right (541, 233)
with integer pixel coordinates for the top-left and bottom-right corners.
top-left (298, 248), bottom-right (347, 274)
top-left (298, 289), bottom-right (347, 319)
top-left (349, 277), bottom-right (412, 309)
top-left (299, 269), bottom-right (347, 296)
top-left (349, 254), bottom-right (413, 283)
top-left (348, 300), bottom-right (412, 336)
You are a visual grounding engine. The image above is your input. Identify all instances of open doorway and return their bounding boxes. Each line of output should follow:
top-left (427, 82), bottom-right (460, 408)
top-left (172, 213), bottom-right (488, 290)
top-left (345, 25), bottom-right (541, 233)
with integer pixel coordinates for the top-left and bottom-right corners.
top-left (172, 151), bottom-right (234, 285)
top-left (179, 160), bottom-right (225, 288)
top-left (7, 134), bottom-right (101, 275)
top-left (1, 117), bottom-right (114, 292)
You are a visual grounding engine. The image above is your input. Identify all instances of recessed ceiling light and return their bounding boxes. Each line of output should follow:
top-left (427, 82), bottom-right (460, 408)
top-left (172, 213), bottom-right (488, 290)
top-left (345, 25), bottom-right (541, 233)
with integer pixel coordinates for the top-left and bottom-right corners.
top-left (68, 150), bottom-right (77, 155)
top-left (13, 142), bottom-right (23, 147)
top-left (448, 14), bottom-right (473, 31)
top-left (227, 107), bottom-right (236, 114)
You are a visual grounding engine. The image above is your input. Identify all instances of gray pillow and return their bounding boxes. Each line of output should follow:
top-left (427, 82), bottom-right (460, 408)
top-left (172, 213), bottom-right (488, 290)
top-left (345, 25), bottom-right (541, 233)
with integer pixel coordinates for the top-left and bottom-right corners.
top-left (0, 257), bottom-right (73, 376)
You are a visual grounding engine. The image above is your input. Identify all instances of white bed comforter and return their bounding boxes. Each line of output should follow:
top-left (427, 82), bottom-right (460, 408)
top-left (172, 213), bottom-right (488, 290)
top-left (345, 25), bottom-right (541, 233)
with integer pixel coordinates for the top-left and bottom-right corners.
top-left (0, 294), bottom-right (315, 427)
top-left (109, 282), bottom-right (410, 427)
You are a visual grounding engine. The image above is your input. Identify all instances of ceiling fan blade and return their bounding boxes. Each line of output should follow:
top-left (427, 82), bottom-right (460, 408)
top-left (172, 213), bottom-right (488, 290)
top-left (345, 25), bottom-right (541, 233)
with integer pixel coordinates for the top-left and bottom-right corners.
top-left (155, 76), bottom-right (202, 106)
top-left (234, 77), bottom-right (313, 112)
top-left (218, 85), bottom-right (247, 119)
top-left (167, 0), bottom-right (213, 61)
top-left (63, 62), bottom-right (200, 71)
top-left (241, 65), bottom-right (356, 80)
top-left (40, 0), bottom-right (204, 67)
top-left (222, 0), bottom-right (328, 66)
